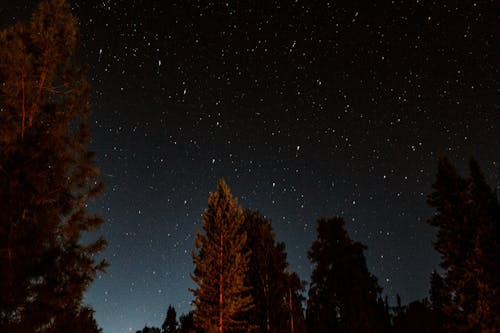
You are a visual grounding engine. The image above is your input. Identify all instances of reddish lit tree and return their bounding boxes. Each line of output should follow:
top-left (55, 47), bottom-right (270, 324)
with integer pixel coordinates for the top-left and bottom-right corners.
top-left (0, 1), bottom-right (106, 331)
top-left (427, 157), bottom-right (500, 332)
top-left (190, 180), bottom-right (253, 333)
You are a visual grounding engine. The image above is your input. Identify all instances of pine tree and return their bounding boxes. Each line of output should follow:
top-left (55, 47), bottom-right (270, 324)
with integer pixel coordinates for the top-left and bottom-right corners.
top-left (243, 210), bottom-right (306, 333)
top-left (178, 311), bottom-right (197, 333)
top-left (285, 272), bottom-right (308, 333)
top-left (190, 179), bottom-right (253, 333)
top-left (306, 217), bottom-right (387, 333)
top-left (0, 0), bottom-right (107, 331)
top-left (54, 306), bottom-right (103, 333)
top-left (429, 270), bottom-right (447, 330)
top-left (390, 299), bottom-right (441, 333)
top-left (162, 305), bottom-right (178, 333)
top-left (427, 157), bottom-right (500, 332)
top-left (427, 156), bottom-right (471, 331)
top-left (467, 159), bottom-right (500, 331)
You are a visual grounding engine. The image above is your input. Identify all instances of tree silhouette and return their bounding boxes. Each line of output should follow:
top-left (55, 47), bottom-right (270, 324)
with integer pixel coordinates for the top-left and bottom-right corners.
top-left (0, 0), bottom-right (106, 331)
top-left (190, 179), bottom-right (253, 333)
top-left (390, 299), bottom-right (441, 333)
top-left (427, 157), bottom-right (500, 332)
top-left (285, 271), bottom-right (308, 333)
top-left (162, 305), bottom-right (178, 333)
top-left (467, 159), bottom-right (500, 331)
top-left (54, 306), bottom-right (103, 333)
top-left (306, 217), bottom-right (388, 333)
top-left (136, 326), bottom-right (161, 333)
top-left (243, 210), bottom-right (306, 333)
top-left (178, 311), bottom-right (197, 333)
top-left (429, 270), bottom-right (447, 330)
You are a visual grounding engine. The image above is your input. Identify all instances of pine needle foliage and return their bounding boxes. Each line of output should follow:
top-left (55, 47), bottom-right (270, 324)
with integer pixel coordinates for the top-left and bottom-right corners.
top-left (0, 1), bottom-right (107, 331)
top-left (427, 157), bottom-right (499, 332)
top-left (243, 210), bottom-right (306, 333)
top-left (307, 217), bottom-right (388, 333)
top-left (190, 179), bottom-right (253, 333)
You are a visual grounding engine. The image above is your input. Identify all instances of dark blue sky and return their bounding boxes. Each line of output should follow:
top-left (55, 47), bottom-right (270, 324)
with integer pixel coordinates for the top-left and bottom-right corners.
top-left (1, 1), bottom-right (498, 332)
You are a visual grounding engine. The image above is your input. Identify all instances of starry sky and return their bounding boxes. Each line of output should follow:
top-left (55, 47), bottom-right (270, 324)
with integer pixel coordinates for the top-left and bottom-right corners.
top-left (1, 1), bottom-right (499, 332)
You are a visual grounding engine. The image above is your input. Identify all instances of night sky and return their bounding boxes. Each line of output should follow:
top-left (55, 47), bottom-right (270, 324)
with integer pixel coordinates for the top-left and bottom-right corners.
top-left (1, 1), bottom-right (499, 332)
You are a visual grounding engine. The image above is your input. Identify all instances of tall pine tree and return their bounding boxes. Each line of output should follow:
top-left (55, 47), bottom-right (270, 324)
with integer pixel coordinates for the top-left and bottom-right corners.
top-left (0, 0), bottom-right (107, 331)
top-left (285, 271), bottom-right (308, 333)
top-left (427, 156), bottom-right (472, 332)
top-left (190, 180), bottom-right (253, 333)
top-left (427, 156), bottom-right (499, 332)
top-left (243, 210), bottom-right (306, 333)
top-left (467, 159), bottom-right (500, 331)
top-left (306, 217), bottom-right (388, 333)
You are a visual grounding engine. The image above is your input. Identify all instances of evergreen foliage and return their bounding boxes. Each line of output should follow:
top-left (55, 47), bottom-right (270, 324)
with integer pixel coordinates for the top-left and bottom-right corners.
top-left (178, 311), bottom-right (197, 333)
top-left (54, 306), bottom-right (103, 333)
top-left (190, 179), bottom-right (253, 333)
top-left (243, 210), bottom-right (306, 333)
top-left (390, 299), bottom-right (441, 333)
top-left (0, 0), bottom-right (106, 331)
top-left (429, 270), bottom-right (447, 330)
top-left (427, 156), bottom-right (500, 332)
top-left (162, 305), bottom-right (178, 333)
top-left (306, 217), bottom-right (388, 333)
top-left (136, 326), bottom-right (161, 333)
top-left (285, 271), bottom-right (308, 333)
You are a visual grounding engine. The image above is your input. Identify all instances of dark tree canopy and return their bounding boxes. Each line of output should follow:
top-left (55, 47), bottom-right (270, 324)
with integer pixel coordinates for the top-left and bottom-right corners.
top-left (285, 271), bottom-right (308, 333)
top-left (136, 326), bottom-right (161, 333)
top-left (427, 157), bottom-right (500, 332)
top-left (243, 210), bottom-right (306, 333)
top-left (178, 311), bottom-right (197, 333)
top-left (390, 299), bottom-right (441, 333)
top-left (190, 179), bottom-right (253, 333)
top-left (0, 0), bottom-right (106, 331)
top-left (429, 270), bottom-right (447, 330)
top-left (162, 305), bottom-right (178, 333)
top-left (307, 217), bottom-right (388, 333)
top-left (54, 306), bottom-right (103, 333)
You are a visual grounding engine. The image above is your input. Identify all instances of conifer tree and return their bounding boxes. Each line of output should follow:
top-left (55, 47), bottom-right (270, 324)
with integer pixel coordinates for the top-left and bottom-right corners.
top-left (243, 210), bottom-right (306, 333)
top-left (0, 0), bottom-right (107, 331)
top-left (285, 271), bottom-right (308, 333)
top-left (429, 270), bottom-right (447, 330)
top-left (162, 305), bottom-right (178, 333)
top-left (467, 159), bottom-right (500, 331)
top-left (306, 217), bottom-right (387, 333)
top-left (178, 311), bottom-right (196, 333)
top-left (190, 180), bottom-right (253, 333)
top-left (427, 157), bottom-right (500, 332)
top-left (54, 306), bottom-right (103, 333)
top-left (390, 299), bottom-right (441, 333)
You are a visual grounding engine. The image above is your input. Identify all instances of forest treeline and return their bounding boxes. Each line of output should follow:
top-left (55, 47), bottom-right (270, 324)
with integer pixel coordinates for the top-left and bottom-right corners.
top-left (135, 159), bottom-right (499, 333)
top-left (0, 1), bottom-right (498, 333)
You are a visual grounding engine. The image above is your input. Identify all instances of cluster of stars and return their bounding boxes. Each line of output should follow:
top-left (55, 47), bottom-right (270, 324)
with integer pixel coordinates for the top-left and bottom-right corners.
top-left (1, 1), bottom-right (498, 332)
